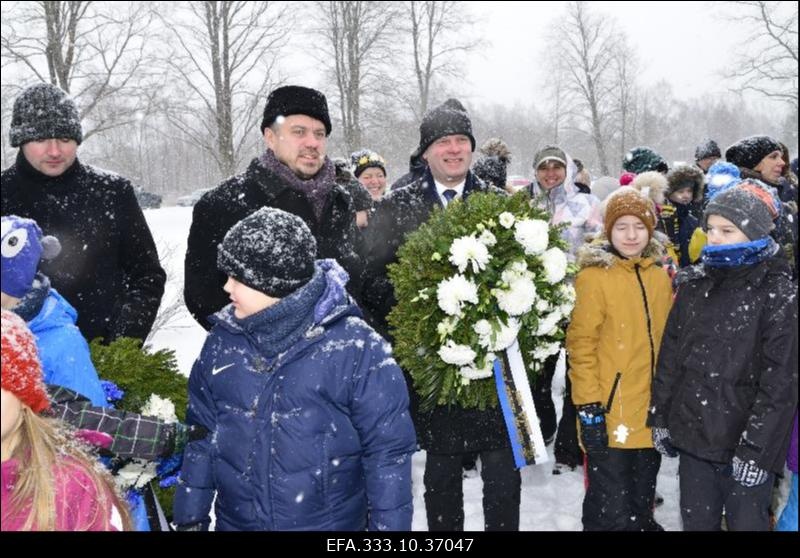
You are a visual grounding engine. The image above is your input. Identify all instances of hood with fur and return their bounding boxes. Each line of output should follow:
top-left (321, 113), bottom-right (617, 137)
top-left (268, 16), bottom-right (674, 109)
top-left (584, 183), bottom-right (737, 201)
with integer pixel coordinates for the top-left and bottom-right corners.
top-left (667, 164), bottom-right (705, 203)
top-left (576, 232), bottom-right (670, 270)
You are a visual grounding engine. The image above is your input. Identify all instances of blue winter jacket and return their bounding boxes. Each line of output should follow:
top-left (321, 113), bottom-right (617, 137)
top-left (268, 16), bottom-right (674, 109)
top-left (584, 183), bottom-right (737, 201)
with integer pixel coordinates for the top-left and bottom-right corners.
top-left (174, 261), bottom-right (416, 531)
top-left (28, 285), bottom-right (108, 407)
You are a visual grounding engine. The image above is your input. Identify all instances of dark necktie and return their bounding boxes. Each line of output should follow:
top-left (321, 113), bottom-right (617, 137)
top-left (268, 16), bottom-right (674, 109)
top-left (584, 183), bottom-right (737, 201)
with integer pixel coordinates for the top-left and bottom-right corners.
top-left (442, 189), bottom-right (457, 205)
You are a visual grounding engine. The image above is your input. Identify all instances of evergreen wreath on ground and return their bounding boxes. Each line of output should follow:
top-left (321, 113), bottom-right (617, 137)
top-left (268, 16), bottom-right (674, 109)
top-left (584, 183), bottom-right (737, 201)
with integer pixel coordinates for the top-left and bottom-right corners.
top-left (89, 337), bottom-right (188, 518)
top-left (388, 191), bottom-right (576, 413)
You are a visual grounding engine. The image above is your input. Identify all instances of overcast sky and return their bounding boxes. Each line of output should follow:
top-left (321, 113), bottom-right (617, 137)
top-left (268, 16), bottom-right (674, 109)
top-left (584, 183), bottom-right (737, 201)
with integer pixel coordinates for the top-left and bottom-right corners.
top-left (463, 1), bottom-right (747, 109)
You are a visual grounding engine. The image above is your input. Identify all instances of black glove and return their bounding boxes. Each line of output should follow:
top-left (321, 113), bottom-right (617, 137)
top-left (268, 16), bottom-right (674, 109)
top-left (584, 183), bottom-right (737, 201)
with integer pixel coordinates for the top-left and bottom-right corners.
top-left (577, 403), bottom-right (608, 458)
top-left (731, 456), bottom-right (769, 488)
top-left (651, 427), bottom-right (678, 458)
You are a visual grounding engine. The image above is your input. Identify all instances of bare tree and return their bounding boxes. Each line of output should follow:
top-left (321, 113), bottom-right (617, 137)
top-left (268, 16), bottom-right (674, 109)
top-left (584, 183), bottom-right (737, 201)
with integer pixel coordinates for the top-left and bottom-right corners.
top-left (312, 1), bottom-right (398, 154)
top-left (725, 1), bottom-right (798, 109)
top-left (1, 1), bottom-right (154, 141)
top-left (403, 1), bottom-right (483, 119)
top-left (610, 37), bottom-right (638, 168)
top-left (550, 1), bottom-right (618, 175)
top-left (157, 1), bottom-right (291, 178)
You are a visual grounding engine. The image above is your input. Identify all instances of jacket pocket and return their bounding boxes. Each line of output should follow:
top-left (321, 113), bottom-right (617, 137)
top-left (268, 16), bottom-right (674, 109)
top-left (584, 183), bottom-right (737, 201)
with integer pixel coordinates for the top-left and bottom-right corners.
top-left (605, 372), bottom-right (622, 412)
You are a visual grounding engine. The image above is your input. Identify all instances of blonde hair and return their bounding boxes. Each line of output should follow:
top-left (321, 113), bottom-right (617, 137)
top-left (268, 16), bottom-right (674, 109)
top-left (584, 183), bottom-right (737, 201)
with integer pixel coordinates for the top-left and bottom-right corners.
top-left (3, 406), bottom-right (132, 531)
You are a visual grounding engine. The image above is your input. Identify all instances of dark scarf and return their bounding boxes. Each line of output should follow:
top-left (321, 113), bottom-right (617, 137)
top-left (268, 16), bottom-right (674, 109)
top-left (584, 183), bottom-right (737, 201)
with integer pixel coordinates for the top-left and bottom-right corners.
top-left (258, 149), bottom-right (336, 222)
top-left (701, 237), bottom-right (778, 268)
top-left (14, 272), bottom-right (51, 322)
top-left (232, 265), bottom-right (327, 357)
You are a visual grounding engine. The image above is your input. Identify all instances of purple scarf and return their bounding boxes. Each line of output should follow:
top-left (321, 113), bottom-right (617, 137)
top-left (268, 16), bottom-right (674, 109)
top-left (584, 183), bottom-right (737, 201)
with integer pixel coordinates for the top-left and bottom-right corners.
top-left (259, 149), bottom-right (336, 222)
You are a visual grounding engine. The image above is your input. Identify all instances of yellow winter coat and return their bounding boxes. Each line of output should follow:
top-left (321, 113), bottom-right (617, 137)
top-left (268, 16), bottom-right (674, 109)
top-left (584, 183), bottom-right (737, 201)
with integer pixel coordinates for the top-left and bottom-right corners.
top-left (566, 237), bottom-right (673, 449)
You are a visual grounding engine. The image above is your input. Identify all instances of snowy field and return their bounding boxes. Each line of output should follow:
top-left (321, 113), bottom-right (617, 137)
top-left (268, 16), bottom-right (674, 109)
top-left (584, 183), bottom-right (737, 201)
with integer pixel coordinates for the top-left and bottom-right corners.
top-left (143, 206), bottom-right (684, 531)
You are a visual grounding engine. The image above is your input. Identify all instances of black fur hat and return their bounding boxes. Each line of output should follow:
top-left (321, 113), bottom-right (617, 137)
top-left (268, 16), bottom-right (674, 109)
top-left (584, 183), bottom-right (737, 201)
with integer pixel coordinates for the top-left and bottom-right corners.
top-left (260, 85), bottom-right (331, 136)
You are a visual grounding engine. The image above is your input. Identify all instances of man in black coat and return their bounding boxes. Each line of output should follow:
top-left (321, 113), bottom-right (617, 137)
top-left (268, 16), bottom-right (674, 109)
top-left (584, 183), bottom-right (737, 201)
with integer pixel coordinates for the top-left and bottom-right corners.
top-left (1, 83), bottom-right (166, 344)
top-left (363, 99), bottom-right (519, 531)
top-left (184, 85), bottom-right (364, 329)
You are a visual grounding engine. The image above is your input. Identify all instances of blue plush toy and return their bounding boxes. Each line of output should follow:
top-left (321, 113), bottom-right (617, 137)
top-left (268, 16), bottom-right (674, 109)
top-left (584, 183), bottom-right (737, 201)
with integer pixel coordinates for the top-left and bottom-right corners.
top-left (1, 215), bottom-right (61, 298)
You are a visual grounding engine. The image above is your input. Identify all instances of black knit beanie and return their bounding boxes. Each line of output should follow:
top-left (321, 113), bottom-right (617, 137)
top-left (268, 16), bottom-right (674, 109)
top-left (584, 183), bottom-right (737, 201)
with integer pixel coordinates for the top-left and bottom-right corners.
top-left (412, 98), bottom-right (475, 159)
top-left (217, 208), bottom-right (317, 298)
top-left (10, 83), bottom-right (83, 147)
top-left (260, 85), bottom-right (332, 136)
top-left (694, 139), bottom-right (721, 162)
top-left (724, 135), bottom-right (781, 171)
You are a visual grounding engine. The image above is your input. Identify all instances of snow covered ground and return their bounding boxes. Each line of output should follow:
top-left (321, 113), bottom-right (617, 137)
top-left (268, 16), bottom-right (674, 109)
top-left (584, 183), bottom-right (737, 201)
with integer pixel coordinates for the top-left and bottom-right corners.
top-left (143, 205), bottom-right (682, 531)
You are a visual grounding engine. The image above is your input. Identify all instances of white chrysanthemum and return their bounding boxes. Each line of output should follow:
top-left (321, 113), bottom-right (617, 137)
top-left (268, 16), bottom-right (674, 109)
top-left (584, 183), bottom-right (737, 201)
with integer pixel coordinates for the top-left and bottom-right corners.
top-left (514, 219), bottom-right (550, 255)
top-left (536, 310), bottom-right (562, 336)
top-left (495, 277), bottom-right (537, 316)
top-left (437, 274), bottom-right (479, 316)
top-left (477, 229), bottom-right (497, 247)
top-left (449, 235), bottom-right (492, 274)
top-left (115, 459), bottom-right (158, 490)
top-left (459, 352), bottom-right (496, 381)
top-left (499, 212), bottom-right (516, 229)
top-left (141, 394), bottom-right (178, 423)
top-left (488, 318), bottom-right (521, 351)
top-left (532, 342), bottom-right (561, 361)
top-left (437, 316), bottom-right (459, 337)
top-left (438, 340), bottom-right (477, 366)
top-left (510, 260), bottom-right (528, 274)
top-left (535, 299), bottom-right (551, 313)
top-left (541, 247), bottom-right (568, 284)
top-left (473, 319), bottom-right (493, 340)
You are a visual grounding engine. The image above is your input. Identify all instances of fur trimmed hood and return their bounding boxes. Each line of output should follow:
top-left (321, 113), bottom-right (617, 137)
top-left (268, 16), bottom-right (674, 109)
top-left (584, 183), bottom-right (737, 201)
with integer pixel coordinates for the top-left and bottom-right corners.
top-left (667, 164), bottom-right (705, 203)
top-left (576, 231), bottom-right (670, 270)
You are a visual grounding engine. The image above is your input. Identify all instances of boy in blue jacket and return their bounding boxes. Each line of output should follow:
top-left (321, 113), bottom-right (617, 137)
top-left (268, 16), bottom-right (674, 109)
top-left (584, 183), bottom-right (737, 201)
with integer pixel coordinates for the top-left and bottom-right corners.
top-left (174, 207), bottom-right (416, 531)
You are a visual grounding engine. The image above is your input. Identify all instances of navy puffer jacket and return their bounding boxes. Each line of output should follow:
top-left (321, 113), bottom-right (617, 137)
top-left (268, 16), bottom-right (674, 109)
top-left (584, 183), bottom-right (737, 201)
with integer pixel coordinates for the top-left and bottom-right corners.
top-left (174, 260), bottom-right (416, 530)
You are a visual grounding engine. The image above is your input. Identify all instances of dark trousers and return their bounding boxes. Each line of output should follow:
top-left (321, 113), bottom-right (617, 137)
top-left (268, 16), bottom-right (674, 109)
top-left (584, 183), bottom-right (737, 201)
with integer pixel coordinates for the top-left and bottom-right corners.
top-left (554, 372), bottom-right (583, 467)
top-left (531, 353), bottom-right (558, 442)
top-left (679, 451), bottom-right (773, 531)
top-left (583, 447), bottom-right (661, 531)
top-left (533, 352), bottom-right (583, 466)
top-left (424, 447), bottom-right (521, 531)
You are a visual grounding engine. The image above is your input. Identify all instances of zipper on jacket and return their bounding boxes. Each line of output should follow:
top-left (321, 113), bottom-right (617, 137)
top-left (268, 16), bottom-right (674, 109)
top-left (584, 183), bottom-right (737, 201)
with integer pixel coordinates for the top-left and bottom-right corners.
top-left (606, 372), bottom-right (622, 412)
top-left (634, 263), bottom-right (656, 380)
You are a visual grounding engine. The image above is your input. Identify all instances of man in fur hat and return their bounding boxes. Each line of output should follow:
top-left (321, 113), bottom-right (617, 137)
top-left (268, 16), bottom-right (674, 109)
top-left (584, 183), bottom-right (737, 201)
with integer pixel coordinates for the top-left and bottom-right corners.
top-left (184, 85), bottom-right (365, 329)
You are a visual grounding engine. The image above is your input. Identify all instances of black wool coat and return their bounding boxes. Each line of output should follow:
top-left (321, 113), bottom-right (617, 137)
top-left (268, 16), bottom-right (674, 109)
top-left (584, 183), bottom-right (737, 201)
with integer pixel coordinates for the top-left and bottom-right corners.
top-left (184, 157), bottom-right (364, 330)
top-left (648, 256), bottom-right (798, 473)
top-left (2, 153), bottom-right (166, 343)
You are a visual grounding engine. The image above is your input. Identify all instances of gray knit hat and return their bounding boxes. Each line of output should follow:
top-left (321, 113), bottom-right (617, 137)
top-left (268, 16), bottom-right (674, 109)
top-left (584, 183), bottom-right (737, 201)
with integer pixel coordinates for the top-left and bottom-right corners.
top-left (533, 145), bottom-right (567, 169)
top-left (704, 183), bottom-right (776, 241)
top-left (217, 208), bottom-right (317, 298)
top-left (10, 83), bottom-right (83, 147)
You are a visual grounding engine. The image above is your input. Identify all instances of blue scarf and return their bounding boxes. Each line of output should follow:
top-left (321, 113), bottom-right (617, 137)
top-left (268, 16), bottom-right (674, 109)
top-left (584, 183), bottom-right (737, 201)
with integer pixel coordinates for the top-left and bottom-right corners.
top-left (13, 272), bottom-right (50, 322)
top-left (701, 237), bottom-right (778, 268)
top-left (233, 265), bottom-right (326, 357)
